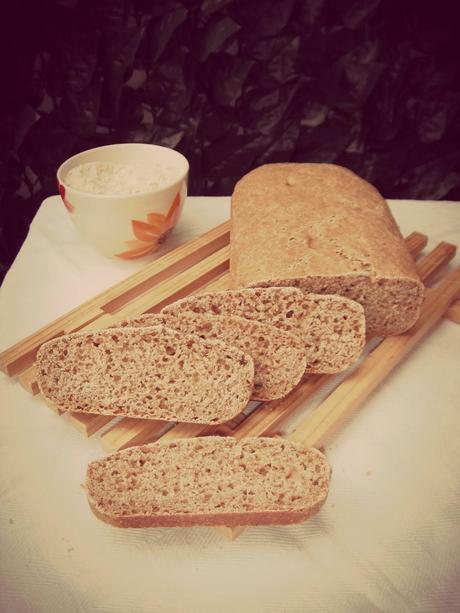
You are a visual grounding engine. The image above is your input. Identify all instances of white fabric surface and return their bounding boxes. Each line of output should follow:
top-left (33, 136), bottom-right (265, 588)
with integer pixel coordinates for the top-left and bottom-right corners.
top-left (1, 196), bottom-right (460, 613)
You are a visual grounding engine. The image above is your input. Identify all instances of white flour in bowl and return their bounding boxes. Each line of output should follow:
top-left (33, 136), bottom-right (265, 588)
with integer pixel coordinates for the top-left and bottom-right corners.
top-left (65, 161), bottom-right (178, 195)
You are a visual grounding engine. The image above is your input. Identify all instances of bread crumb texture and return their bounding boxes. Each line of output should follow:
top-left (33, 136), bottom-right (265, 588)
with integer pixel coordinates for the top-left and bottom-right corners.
top-left (118, 312), bottom-right (307, 400)
top-left (36, 326), bottom-right (254, 424)
top-left (162, 287), bottom-right (365, 373)
top-left (86, 437), bottom-right (331, 527)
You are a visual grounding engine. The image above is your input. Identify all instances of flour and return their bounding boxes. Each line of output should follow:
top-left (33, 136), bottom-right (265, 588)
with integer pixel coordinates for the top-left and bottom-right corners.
top-left (65, 161), bottom-right (178, 195)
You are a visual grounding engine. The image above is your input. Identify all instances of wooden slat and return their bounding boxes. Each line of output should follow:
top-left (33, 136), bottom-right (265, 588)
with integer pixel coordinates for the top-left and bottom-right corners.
top-left (290, 266), bottom-right (460, 448)
top-left (102, 224), bottom-right (230, 314)
top-left (197, 272), bottom-right (232, 293)
top-left (156, 423), bottom-right (212, 442)
top-left (63, 309), bottom-right (106, 334)
top-left (101, 408), bottom-right (252, 453)
top-left (1, 333), bottom-right (64, 380)
top-left (98, 221), bottom-right (229, 312)
top-left (446, 300), bottom-right (460, 324)
top-left (232, 375), bottom-right (327, 440)
top-left (96, 245), bottom-right (230, 324)
top-left (210, 425), bottom-right (236, 436)
top-left (18, 364), bottom-right (39, 394)
top-left (154, 421), bottom-right (239, 443)
top-left (70, 413), bottom-right (114, 437)
top-left (415, 241), bottom-right (456, 283)
top-left (76, 407), bottom-right (246, 448)
top-left (101, 418), bottom-right (172, 452)
top-left (0, 221), bottom-right (230, 376)
top-left (79, 313), bottom-right (121, 332)
top-left (225, 411), bottom-right (251, 430)
top-left (405, 231), bottom-right (428, 257)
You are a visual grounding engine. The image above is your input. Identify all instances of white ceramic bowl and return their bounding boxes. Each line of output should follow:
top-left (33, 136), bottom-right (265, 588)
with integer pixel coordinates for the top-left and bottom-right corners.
top-left (57, 143), bottom-right (189, 259)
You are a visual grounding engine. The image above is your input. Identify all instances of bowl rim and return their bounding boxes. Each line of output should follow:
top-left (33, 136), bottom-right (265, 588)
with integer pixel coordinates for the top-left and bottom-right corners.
top-left (56, 143), bottom-right (189, 199)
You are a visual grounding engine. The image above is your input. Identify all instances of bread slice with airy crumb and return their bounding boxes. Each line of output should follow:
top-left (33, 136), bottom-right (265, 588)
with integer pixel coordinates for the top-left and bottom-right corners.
top-left (85, 436), bottom-right (331, 528)
top-left (162, 287), bottom-right (365, 373)
top-left (36, 326), bottom-right (254, 424)
top-left (116, 312), bottom-right (307, 401)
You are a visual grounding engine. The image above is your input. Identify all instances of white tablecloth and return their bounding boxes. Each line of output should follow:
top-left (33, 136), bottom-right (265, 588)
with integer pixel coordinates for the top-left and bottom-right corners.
top-left (1, 196), bottom-right (460, 613)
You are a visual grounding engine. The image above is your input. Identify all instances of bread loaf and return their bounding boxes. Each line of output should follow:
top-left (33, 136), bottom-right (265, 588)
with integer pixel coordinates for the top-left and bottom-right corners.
top-left (36, 326), bottom-right (254, 424)
top-left (162, 287), bottom-right (365, 373)
top-left (117, 312), bottom-right (306, 400)
top-left (230, 163), bottom-right (424, 336)
top-left (85, 436), bottom-right (331, 528)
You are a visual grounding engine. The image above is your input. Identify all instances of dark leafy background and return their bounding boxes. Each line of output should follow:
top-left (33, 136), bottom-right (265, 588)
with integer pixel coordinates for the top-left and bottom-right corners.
top-left (1, 0), bottom-right (460, 282)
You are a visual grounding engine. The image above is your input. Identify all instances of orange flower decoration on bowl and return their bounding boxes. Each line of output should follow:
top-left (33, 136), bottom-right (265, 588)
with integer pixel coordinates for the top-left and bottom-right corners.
top-left (115, 193), bottom-right (182, 260)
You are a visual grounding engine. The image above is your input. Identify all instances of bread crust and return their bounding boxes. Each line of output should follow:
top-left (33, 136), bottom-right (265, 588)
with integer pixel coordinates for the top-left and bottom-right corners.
top-left (87, 498), bottom-right (328, 528)
top-left (230, 163), bottom-right (424, 335)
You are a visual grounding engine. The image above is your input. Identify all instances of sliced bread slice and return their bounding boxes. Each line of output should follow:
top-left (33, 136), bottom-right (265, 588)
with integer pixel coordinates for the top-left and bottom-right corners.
top-left (36, 326), bottom-right (254, 424)
top-left (162, 287), bottom-right (365, 373)
top-left (117, 312), bottom-right (306, 401)
top-left (85, 436), bottom-right (331, 528)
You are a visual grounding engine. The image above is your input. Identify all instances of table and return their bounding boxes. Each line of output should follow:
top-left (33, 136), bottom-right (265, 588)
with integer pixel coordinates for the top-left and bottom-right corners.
top-left (1, 196), bottom-right (460, 613)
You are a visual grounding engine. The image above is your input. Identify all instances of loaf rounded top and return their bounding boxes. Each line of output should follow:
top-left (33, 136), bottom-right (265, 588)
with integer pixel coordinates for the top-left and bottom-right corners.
top-left (235, 162), bottom-right (380, 196)
top-left (231, 162), bottom-right (422, 284)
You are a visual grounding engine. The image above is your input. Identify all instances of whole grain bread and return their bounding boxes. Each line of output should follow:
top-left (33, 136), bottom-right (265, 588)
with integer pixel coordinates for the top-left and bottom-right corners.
top-left (230, 163), bottom-right (425, 336)
top-left (117, 312), bottom-right (306, 400)
top-left (36, 326), bottom-right (254, 424)
top-left (162, 287), bottom-right (365, 373)
top-left (85, 436), bottom-right (331, 528)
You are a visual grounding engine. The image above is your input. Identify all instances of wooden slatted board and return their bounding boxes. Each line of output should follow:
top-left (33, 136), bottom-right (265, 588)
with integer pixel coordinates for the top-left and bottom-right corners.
top-left (1, 220), bottom-right (460, 540)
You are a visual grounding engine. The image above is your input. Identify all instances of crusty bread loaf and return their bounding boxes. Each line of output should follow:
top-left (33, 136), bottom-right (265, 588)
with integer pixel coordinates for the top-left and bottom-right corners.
top-left (85, 436), bottom-right (331, 528)
top-left (117, 312), bottom-right (306, 401)
top-left (230, 163), bottom-right (424, 336)
top-left (36, 326), bottom-right (254, 424)
top-left (162, 287), bottom-right (365, 373)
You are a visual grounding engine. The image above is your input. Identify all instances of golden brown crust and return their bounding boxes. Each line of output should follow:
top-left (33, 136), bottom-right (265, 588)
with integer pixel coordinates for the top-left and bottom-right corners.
top-left (230, 163), bottom-right (424, 335)
top-left (87, 498), bottom-right (328, 528)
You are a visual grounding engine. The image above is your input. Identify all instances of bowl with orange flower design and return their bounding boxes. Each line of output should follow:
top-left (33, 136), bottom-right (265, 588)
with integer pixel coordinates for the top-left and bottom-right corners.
top-left (56, 144), bottom-right (189, 259)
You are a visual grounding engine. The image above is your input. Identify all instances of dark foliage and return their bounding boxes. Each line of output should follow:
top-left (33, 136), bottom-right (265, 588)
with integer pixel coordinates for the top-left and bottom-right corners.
top-left (1, 0), bottom-right (460, 281)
